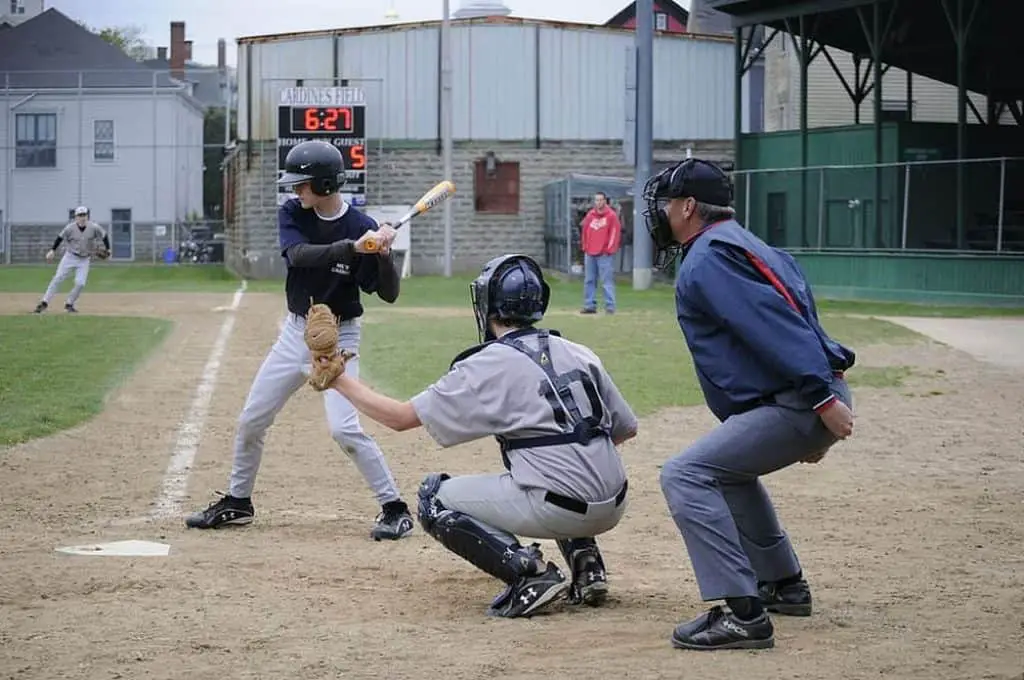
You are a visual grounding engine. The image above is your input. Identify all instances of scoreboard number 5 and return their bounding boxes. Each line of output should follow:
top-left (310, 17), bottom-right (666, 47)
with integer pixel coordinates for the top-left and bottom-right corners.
top-left (349, 144), bottom-right (365, 170)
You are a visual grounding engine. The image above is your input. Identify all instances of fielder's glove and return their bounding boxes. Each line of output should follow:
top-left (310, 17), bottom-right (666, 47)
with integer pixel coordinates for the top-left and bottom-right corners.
top-left (304, 303), bottom-right (356, 391)
top-left (94, 247), bottom-right (110, 260)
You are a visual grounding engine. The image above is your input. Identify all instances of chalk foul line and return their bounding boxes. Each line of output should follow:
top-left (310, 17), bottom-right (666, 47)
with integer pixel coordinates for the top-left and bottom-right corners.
top-left (150, 280), bottom-right (247, 520)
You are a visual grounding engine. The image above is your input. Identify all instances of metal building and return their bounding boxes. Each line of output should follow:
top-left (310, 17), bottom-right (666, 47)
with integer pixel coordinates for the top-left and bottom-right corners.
top-left (225, 15), bottom-right (750, 278)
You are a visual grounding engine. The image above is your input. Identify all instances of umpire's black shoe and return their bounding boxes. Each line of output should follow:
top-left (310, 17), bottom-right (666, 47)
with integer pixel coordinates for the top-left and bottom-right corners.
top-left (185, 494), bottom-right (254, 529)
top-left (671, 605), bottom-right (775, 651)
top-left (487, 561), bottom-right (569, 619)
top-left (370, 501), bottom-right (414, 541)
top-left (759, 578), bottom-right (812, 616)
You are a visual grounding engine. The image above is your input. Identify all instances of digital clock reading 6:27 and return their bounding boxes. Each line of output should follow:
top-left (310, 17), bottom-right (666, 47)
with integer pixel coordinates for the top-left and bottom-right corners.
top-left (290, 106), bottom-right (355, 133)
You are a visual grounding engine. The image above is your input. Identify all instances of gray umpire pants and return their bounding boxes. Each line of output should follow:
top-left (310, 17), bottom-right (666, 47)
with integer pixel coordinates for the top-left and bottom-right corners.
top-left (659, 379), bottom-right (853, 601)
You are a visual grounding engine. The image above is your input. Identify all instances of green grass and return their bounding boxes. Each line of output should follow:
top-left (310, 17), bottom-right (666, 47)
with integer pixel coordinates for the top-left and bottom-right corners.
top-left (361, 308), bottom-right (920, 417)
top-left (0, 314), bottom-right (172, 447)
top-left (0, 263), bottom-right (251, 293)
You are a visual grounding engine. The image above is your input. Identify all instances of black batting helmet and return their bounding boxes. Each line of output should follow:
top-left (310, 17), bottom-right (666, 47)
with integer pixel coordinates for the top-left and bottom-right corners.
top-left (470, 254), bottom-right (550, 344)
top-left (277, 140), bottom-right (346, 196)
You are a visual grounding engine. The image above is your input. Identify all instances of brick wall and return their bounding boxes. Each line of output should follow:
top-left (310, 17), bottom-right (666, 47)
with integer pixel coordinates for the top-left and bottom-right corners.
top-left (225, 139), bottom-right (735, 279)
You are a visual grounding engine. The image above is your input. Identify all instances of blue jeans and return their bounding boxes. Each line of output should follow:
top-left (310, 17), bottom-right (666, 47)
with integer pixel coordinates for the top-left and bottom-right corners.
top-left (583, 254), bottom-right (616, 312)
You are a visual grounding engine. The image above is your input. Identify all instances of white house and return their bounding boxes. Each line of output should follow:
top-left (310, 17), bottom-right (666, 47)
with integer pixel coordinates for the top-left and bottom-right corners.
top-left (0, 8), bottom-right (205, 262)
top-left (0, 0), bottom-right (44, 27)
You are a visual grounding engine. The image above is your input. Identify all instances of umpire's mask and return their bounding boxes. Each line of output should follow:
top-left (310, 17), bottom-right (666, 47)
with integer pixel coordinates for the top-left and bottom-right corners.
top-left (470, 254), bottom-right (550, 344)
top-left (641, 158), bottom-right (734, 270)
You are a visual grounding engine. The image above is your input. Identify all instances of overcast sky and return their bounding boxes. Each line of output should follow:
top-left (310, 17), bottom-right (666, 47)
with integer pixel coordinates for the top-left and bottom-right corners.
top-left (44, 0), bottom-right (690, 67)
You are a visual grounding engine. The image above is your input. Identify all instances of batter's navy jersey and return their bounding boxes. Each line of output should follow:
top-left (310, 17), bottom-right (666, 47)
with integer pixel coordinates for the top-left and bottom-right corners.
top-left (278, 198), bottom-right (383, 320)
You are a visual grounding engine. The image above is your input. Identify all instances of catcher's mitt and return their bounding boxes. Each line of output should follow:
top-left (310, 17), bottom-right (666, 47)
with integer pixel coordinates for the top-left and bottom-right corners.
top-left (94, 247), bottom-right (110, 260)
top-left (304, 302), bottom-right (356, 391)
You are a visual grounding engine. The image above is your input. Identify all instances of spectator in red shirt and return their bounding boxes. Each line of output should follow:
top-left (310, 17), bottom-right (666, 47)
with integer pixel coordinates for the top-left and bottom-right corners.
top-left (580, 192), bottom-right (621, 314)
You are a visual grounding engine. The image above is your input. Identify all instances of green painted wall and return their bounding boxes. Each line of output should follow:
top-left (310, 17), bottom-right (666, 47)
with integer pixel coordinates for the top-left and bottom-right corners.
top-left (791, 251), bottom-right (1024, 306)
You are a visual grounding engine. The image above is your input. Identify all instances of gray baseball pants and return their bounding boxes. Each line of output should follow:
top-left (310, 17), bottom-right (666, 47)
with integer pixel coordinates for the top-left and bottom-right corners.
top-left (659, 379), bottom-right (853, 601)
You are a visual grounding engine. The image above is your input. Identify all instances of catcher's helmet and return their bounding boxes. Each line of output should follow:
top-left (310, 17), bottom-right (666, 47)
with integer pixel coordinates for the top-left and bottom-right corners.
top-left (470, 254), bottom-right (550, 343)
top-left (277, 140), bottom-right (346, 196)
top-left (641, 158), bottom-right (733, 269)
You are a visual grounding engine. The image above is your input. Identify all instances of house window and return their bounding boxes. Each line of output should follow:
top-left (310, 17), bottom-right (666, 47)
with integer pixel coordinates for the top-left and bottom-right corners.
top-left (655, 12), bottom-right (667, 30)
top-left (474, 155), bottom-right (519, 215)
top-left (94, 120), bottom-right (115, 161)
top-left (10, 0), bottom-right (25, 14)
top-left (15, 113), bottom-right (57, 168)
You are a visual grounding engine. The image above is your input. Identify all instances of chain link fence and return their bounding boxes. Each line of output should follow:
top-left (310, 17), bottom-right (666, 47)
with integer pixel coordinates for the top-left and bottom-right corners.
top-left (732, 157), bottom-right (1024, 253)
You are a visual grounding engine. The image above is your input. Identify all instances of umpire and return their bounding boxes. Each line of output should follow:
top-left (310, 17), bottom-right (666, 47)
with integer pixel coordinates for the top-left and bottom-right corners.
top-left (641, 159), bottom-right (856, 651)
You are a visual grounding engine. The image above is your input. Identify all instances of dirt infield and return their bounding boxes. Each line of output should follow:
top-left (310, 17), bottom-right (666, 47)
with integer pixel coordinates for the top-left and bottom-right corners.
top-left (1, 291), bottom-right (1022, 680)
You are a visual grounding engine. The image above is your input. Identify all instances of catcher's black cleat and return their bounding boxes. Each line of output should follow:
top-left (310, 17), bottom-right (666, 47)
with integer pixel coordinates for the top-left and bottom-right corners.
top-left (185, 494), bottom-right (254, 529)
top-left (759, 577), bottom-right (812, 616)
top-left (486, 561), bottom-right (569, 619)
top-left (558, 539), bottom-right (609, 606)
top-left (671, 605), bottom-right (775, 651)
top-left (370, 501), bottom-right (414, 541)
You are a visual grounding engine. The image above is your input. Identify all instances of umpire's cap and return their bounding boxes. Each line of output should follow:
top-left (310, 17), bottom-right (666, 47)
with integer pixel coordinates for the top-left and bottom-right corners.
top-left (470, 254), bottom-right (550, 344)
top-left (277, 140), bottom-right (346, 196)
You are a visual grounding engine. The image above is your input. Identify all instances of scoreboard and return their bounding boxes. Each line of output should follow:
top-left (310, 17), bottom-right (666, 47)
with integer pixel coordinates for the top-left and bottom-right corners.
top-left (277, 86), bottom-right (367, 206)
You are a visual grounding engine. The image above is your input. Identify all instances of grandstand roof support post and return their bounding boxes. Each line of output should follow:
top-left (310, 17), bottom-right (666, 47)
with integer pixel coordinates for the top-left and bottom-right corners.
top-left (734, 26), bottom-right (743, 178)
top-left (941, 0), bottom-right (981, 248)
top-left (873, 0), bottom-right (882, 249)
top-left (800, 14), bottom-right (809, 247)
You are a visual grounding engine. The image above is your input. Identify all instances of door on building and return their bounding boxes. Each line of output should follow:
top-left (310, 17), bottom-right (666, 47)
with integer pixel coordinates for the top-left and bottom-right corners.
top-left (110, 209), bottom-right (133, 260)
top-left (766, 192), bottom-right (787, 246)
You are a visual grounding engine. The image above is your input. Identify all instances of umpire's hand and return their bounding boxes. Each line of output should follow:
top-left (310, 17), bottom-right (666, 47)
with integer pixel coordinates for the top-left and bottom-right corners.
top-left (819, 400), bottom-right (855, 440)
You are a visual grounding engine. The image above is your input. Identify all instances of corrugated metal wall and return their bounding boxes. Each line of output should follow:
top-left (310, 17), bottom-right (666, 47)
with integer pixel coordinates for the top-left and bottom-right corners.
top-left (237, 23), bottom-right (746, 141)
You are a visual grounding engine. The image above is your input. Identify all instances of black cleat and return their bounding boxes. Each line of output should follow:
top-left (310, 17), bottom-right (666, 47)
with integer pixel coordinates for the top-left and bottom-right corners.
top-left (560, 541), bottom-right (609, 606)
top-left (671, 605), bottom-right (775, 651)
top-left (185, 494), bottom-right (254, 529)
top-left (759, 578), bottom-right (812, 616)
top-left (33, 301), bottom-right (47, 314)
top-left (64, 303), bottom-right (78, 313)
top-left (487, 562), bottom-right (569, 619)
top-left (370, 502), bottom-right (414, 541)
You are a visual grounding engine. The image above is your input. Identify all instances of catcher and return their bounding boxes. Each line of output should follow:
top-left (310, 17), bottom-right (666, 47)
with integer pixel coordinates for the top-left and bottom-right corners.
top-left (33, 206), bottom-right (109, 314)
top-left (185, 140), bottom-right (415, 541)
top-left (316, 254), bottom-right (639, 619)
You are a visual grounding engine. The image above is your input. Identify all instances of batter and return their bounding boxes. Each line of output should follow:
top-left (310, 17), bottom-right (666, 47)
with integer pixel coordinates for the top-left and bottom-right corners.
top-left (185, 140), bottom-right (414, 541)
top-left (322, 254), bottom-right (639, 618)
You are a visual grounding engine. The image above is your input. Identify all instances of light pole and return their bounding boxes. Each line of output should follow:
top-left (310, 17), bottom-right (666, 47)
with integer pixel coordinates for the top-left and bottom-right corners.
top-left (631, 0), bottom-right (654, 290)
top-left (441, 0), bottom-right (454, 276)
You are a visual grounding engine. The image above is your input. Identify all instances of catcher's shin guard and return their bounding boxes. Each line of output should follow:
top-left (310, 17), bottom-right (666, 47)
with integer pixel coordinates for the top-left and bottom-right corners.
top-left (417, 473), bottom-right (540, 584)
top-left (557, 537), bottom-right (608, 605)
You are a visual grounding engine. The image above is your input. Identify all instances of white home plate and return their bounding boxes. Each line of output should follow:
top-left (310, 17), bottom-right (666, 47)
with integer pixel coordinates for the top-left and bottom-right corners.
top-left (55, 540), bottom-right (171, 557)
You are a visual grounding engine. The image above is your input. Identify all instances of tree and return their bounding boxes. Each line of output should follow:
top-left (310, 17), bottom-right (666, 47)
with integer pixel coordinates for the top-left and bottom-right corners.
top-left (79, 22), bottom-right (152, 61)
top-left (203, 106), bottom-right (237, 220)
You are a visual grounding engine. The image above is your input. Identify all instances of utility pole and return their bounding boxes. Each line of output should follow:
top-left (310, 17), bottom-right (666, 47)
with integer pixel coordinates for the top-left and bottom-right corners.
top-left (441, 0), bottom-right (454, 276)
top-left (631, 0), bottom-right (654, 290)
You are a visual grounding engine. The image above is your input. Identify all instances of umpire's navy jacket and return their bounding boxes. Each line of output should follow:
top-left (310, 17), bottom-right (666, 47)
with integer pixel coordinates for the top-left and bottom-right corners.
top-left (675, 219), bottom-right (855, 422)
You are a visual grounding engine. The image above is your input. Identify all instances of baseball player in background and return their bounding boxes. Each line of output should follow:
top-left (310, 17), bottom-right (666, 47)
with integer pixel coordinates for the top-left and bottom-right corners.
top-left (641, 159), bottom-right (856, 650)
top-left (33, 206), bottom-right (109, 314)
top-left (185, 140), bottom-right (415, 541)
top-left (321, 254), bottom-right (638, 618)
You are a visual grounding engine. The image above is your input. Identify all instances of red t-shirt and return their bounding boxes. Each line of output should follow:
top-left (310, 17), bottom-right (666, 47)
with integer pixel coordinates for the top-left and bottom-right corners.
top-left (581, 207), bottom-right (622, 256)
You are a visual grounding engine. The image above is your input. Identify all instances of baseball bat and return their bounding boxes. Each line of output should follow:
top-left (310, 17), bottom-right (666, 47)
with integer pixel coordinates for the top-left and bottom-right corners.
top-left (363, 180), bottom-right (456, 252)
